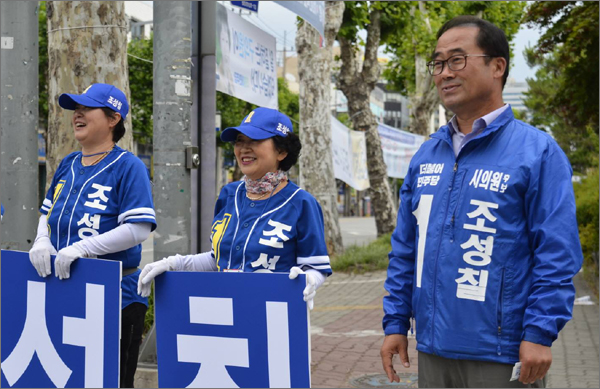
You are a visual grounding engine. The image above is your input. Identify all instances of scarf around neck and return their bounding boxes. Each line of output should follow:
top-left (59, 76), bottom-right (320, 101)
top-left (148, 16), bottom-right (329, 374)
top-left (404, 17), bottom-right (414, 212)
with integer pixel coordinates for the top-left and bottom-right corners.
top-left (243, 170), bottom-right (287, 195)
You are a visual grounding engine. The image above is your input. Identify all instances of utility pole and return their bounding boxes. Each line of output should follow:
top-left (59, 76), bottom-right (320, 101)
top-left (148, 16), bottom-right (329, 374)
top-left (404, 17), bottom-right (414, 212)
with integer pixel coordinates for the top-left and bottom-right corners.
top-left (197, 1), bottom-right (217, 253)
top-left (0, 1), bottom-right (39, 250)
top-left (190, 0), bottom-right (217, 254)
top-left (282, 30), bottom-right (287, 78)
top-left (152, 1), bottom-right (193, 262)
top-left (139, 1), bottom-right (193, 366)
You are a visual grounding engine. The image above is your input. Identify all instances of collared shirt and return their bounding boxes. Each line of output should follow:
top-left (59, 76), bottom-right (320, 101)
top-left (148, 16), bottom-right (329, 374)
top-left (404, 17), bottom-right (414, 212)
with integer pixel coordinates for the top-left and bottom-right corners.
top-left (448, 104), bottom-right (510, 157)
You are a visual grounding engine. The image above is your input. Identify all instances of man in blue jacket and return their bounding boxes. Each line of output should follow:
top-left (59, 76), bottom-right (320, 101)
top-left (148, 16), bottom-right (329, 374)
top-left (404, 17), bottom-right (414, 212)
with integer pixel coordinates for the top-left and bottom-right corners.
top-left (380, 16), bottom-right (583, 388)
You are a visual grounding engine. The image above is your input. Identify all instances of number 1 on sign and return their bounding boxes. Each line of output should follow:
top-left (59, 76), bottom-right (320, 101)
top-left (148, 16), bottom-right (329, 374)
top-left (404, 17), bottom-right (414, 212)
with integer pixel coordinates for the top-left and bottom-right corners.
top-left (413, 195), bottom-right (433, 288)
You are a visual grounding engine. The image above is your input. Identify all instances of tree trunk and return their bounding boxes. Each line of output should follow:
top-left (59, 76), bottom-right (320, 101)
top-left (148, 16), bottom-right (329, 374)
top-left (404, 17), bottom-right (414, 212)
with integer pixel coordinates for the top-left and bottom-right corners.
top-left (46, 1), bottom-right (133, 189)
top-left (337, 10), bottom-right (397, 236)
top-left (408, 3), bottom-right (442, 136)
top-left (296, 1), bottom-right (344, 256)
top-left (409, 76), bottom-right (440, 136)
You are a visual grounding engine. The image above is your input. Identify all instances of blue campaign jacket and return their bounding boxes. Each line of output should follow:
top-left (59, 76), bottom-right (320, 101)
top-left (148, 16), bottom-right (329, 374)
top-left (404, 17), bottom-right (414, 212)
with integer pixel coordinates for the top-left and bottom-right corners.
top-left (383, 108), bottom-right (583, 364)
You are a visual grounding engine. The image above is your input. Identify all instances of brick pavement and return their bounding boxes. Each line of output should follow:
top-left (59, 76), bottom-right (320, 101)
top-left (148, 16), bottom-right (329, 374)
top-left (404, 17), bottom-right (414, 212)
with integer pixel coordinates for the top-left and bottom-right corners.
top-left (545, 274), bottom-right (599, 389)
top-left (311, 271), bottom-right (599, 388)
top-left (310, 271), bottom-right (418, 388)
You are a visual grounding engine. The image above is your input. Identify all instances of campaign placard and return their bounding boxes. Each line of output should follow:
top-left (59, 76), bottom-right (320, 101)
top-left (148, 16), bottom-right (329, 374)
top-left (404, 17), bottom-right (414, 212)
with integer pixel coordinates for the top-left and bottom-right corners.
top-left (155, 271), bottom-right (311, 388)
top-left (1, 250), bottom-right (121, 388)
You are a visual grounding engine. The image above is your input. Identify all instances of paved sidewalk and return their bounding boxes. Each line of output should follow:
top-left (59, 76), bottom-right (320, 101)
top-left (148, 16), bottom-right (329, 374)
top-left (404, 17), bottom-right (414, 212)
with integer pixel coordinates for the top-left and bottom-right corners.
top-left (138, 218), bottom-right (598, 388)
top-left (310, 270), bottom-right (418, 388)
top-left (310, 271), bottom-right (599, 388)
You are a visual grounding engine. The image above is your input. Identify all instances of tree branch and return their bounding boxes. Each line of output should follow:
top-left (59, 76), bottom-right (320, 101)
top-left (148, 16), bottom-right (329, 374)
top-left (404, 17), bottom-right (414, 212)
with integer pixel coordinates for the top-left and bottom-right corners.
top-left (336, 34), bottom-right (358, 96)
top-left (361, 9), bottom-right (381, 88)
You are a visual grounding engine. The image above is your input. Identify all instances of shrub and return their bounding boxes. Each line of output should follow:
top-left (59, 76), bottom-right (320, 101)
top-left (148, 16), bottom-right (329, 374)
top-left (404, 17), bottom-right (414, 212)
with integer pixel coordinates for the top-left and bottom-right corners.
top-left (574, 168), bottom-right (599, 296)
top-left (331, 233), bottom-right (392, 273)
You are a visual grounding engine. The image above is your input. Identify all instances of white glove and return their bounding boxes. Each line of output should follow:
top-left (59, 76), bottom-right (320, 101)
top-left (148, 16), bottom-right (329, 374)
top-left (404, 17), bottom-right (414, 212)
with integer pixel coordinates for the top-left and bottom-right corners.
top-left (55, 244), bottom-right (86, 280)
top-left (137, 256), bottom-right (179, 297)
top-left (29, 236), bottom-right (57, 277)
top-left (289, 267), bottom-right (318, 310)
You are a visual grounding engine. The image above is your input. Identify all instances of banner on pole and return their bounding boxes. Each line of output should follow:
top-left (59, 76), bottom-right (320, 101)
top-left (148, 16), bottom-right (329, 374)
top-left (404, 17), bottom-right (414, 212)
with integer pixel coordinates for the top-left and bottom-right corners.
top-left (155, 271), bottom-right (311, 388)
top-left (1, 250), bottom-right (121, 388)
top-left (274, 1), bottom-right (325, 38)
top-left (217, 3), bottom-right (278, 108)
top-left (331, 115), bottom-right (370, 190)
top-left (378, 122), bottom-right (425, 179)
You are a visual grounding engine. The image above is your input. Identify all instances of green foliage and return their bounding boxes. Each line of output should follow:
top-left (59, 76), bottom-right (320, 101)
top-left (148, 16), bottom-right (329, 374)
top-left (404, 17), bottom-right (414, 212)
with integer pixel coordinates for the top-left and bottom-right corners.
top-left (573, 169), bottom-right (599, 295)
top-left (331, 233), bottom-right (392, 273)
top-left (277, 77), bottom-right (299, 127)
top-left (522, 1), bottom-right (599, 173)
top-left (378, 1), bottom-right (525, 95)
top-left (38, 1), bottom-right (48, 130)
top-left (216, 91), bottom-right (257, 161)
top-left (336, 112), bottom-right (352, 128)
top-left (511, 109), bottom-right (526, 121)
top-left (523, 1), bottom-right (599, 294)
top-left (127, 34), bottom-right (154, 143)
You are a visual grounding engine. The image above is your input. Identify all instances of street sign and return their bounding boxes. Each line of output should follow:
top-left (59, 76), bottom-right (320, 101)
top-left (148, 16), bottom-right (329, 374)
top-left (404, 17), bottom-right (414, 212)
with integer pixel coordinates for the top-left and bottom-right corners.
top-left (1, 250), bottom-right (121, 388)
top-left (231, 1), bottom-right (259, 13)
top-left (155, 271), bottom-right (311, 388)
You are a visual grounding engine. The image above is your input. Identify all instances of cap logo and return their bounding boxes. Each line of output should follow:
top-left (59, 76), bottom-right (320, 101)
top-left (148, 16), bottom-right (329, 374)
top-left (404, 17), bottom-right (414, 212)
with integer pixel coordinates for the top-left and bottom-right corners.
top-left (107, 96), bottom-right (123, 111)
top-left (83, 85), bottom-right (92, 94)
top-left (244, 111), bottom-right (255, 123)
top-left (276, 123), bottom-right (290, 135)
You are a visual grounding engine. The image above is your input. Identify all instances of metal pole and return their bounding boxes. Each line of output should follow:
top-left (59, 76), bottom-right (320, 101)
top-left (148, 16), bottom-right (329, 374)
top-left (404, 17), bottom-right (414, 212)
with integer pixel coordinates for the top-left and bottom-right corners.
top-left (0, 1), bottom-right (39, 250)
top-left (140, 1), bottom-right (192, 365)
top-left (198, 0), bottom-right (216, 253)
top-left (153, 1), bottom-right (193, 260)
top-left (283, 30), bottom-right (287, 77)
top-left (190, 1), bottom-right (199, 254)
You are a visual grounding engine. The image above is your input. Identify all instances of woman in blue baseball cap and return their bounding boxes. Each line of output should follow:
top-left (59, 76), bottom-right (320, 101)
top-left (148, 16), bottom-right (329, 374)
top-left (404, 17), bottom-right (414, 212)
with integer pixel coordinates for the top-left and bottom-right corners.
top-left (138, 107), bottom-right (332, 309)
top-left (29, 83), bottom-right (156, 387)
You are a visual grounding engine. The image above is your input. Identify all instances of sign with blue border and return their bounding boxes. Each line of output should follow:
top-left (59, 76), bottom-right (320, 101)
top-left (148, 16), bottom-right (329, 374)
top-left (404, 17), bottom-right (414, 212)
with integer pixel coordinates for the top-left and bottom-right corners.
top-left (1, 250), bottom-right (121, 388)
top-left (231, 1), bottom-right (259, 13)
top-left (155, 271), bottom-right (311, 388)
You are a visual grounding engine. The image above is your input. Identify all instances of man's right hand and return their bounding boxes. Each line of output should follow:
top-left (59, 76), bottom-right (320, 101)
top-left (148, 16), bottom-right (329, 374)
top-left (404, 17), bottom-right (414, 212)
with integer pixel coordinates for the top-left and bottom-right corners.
top-left (380, 334), bottom-right (410, 383)
top-left (29, 236), bottom-right (57, 277)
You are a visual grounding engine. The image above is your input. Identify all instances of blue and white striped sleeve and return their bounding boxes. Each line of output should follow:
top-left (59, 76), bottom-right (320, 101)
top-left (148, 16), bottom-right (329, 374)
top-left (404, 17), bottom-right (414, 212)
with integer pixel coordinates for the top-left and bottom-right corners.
top-left (41, 198), bottom-right (53, 215)
top-left (117, 156), bottom-right (157, 231)
top-left (296, 194), bottom-right (332, 276)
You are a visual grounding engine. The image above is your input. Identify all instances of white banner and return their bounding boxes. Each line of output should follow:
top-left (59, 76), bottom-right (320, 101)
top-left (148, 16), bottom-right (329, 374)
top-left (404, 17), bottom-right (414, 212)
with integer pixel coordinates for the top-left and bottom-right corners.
top-left (216, 3), bottom-right (278, 108)
top-left (331, 116), bottom-right (370, 191)
top-left (274, 1), bottom-right (325, 38)
top-left (378, 122), bottom-right (425, 179)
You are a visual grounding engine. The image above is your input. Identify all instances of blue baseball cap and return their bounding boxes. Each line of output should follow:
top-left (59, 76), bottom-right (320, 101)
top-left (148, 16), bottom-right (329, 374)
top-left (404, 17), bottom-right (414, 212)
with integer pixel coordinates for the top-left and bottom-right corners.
top-left (58, 83), bottom-right (129, 120)
top-left (221, 107), bottom-right (293, 142)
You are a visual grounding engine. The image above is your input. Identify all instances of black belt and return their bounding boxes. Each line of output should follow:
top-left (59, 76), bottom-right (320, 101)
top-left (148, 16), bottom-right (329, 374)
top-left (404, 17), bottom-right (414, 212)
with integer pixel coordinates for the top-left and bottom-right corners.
top-left (123, 267), bottom-right (139, 277)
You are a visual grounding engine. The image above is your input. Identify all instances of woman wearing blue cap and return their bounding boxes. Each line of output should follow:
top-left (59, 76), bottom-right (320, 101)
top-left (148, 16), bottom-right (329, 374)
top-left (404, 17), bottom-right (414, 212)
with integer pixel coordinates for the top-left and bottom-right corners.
top-left (138, 107), bottom-right (332, 309)
top-left (28, 83), bottom-right (157, 387)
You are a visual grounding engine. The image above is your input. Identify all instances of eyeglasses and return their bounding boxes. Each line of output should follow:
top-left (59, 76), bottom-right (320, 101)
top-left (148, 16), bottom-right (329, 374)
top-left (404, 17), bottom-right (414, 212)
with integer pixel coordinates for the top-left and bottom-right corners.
top-left (426, 54), bottom-right (491, 76)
